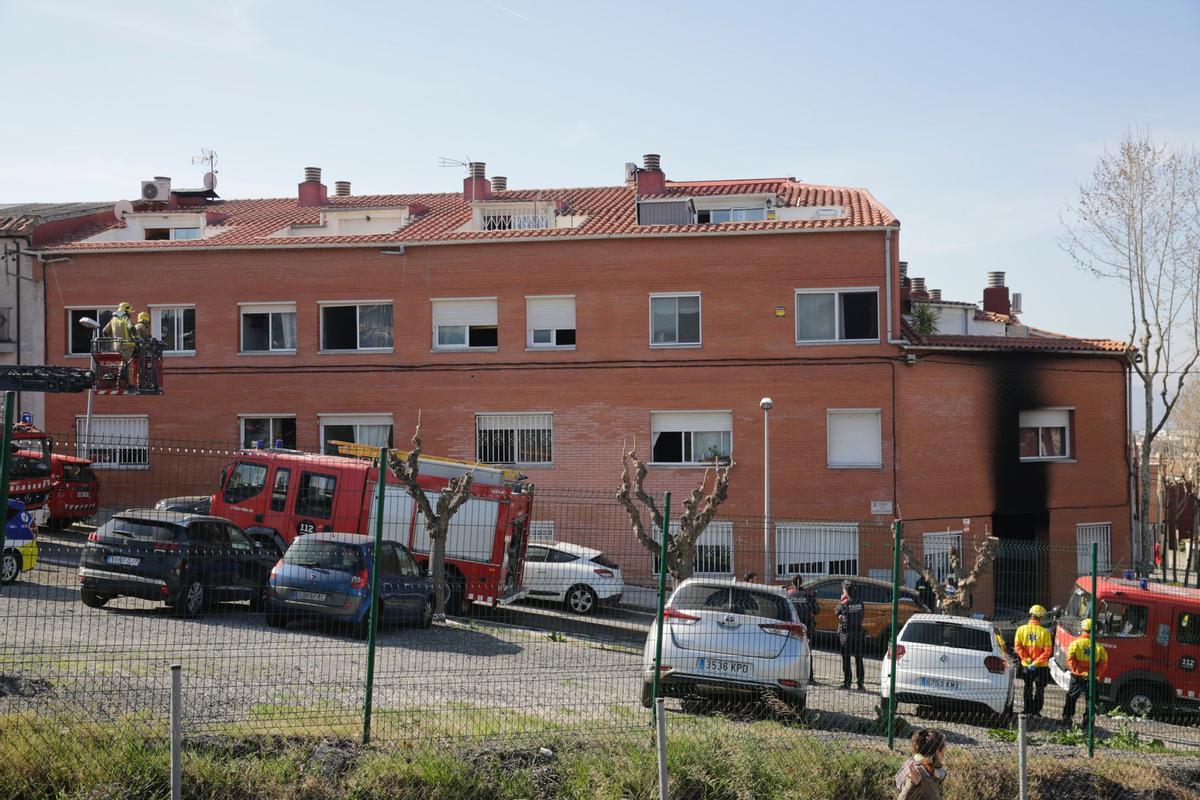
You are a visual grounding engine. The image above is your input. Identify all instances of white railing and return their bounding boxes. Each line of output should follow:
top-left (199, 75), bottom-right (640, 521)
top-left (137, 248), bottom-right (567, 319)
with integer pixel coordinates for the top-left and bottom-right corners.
top-left (481, 212), bottom-right (553, 231)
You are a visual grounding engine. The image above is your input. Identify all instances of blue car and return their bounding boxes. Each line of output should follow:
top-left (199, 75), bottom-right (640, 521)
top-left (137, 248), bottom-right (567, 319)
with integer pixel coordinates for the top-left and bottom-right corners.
top-left (2, 499), bottom-right (37, 584)
top-left (266, 533), bottom-right (434, 637)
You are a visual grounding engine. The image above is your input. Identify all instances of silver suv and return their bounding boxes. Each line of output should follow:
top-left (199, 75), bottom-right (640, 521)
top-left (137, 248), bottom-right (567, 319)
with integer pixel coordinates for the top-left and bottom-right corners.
top-left (640, 578), bottom-right (810, 712)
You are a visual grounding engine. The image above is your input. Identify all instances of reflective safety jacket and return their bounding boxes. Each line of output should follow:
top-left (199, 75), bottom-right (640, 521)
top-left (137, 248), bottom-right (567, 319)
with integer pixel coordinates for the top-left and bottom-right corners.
top-left (104, 314), bottom-right (133, 341)
top-left (1067, 632), bottom-right (1108, 678)
top-left (1014, 619), bottom-right (1053, 667)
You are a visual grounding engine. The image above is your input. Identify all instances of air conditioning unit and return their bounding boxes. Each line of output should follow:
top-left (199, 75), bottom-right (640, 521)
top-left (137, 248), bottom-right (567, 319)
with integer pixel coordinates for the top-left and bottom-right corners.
top-left (140, 177), bottom-right (171, 202)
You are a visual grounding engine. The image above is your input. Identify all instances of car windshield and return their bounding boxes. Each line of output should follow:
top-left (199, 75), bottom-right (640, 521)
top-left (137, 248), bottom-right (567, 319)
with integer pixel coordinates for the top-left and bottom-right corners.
top-left (10, 453), bottom-right (50, 478)
top-left (62, 463), bottom-right (97, 481)
top-left (284, 540), bottom-right (362, 573)
top-left (900, 621), bottom-right (993, 652)
top-left (103, 517), bottom-right (181, 543)
top-left (671, 585), bottom-right (791, 621)
top-left (591, 552), bottom-right (620, 569)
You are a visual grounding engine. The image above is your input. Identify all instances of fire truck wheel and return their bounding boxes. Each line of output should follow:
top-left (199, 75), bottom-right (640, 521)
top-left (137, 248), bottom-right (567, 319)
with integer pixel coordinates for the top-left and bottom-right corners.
top-left (1120, 683), bottom-right (1166, 717)
top-left (1, 550), bottom-right (20, 584)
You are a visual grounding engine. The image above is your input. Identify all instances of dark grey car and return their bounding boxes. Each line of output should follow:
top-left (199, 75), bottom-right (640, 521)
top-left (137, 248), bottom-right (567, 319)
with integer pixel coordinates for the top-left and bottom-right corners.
top-left (78, 510), bottom-right (277, 616)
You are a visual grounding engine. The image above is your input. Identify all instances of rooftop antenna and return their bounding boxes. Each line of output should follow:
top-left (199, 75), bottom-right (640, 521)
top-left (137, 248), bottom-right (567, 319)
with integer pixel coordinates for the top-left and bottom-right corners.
top-left (192, 148), bottom-right (219, 190)
top-left (437, 156), bottom-right (471, 172)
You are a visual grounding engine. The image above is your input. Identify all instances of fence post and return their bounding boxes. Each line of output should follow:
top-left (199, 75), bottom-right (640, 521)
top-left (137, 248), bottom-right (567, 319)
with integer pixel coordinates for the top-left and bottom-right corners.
top-left (170, 663), bottom-right (182, 800)
top-left (1088, 541), bottom-right (1098, 758)
top-left (0, 392), bottom-right (13, 591)
top-left (887, 519), bottom-right (902, 749)
top-left (362, 446), bottom-right (388, 746)
top-left (1017, 712), bottom-right (1028, 800)
top-left (651, 492), bottom-right (672, 721)
top-left (655, 696), bottom-right (669, 800)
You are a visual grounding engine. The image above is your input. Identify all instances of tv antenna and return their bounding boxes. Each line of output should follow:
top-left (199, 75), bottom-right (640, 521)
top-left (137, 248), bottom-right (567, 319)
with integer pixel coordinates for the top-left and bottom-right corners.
top-left (192, 148), bottom-right (219, 189)
top-left (437, 156), bottom-right (472, 173)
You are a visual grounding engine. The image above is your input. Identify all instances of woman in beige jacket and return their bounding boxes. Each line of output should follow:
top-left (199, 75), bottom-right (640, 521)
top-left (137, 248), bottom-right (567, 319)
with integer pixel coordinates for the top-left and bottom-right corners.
top-left (895, 728), bottom-right (948, 800)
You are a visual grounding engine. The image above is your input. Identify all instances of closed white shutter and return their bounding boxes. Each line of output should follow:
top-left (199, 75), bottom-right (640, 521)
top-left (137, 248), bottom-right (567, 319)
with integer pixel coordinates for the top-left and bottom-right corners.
top-left (240, 302), bottom-right (296, 315)
top-left (775, 522), bottom-right (859, 577)
top-left (76, 415), bottom-right (149, 468)
top-left (651, 411), bottom-right (732, 434)
top-left (432, 298), bottom-right (497, 327)
top-left (1077, 523), bottom-right (1112, 574)
top-left (827, 410), bottom-right (882, 467)
top-left (526, 297), bottom-right (575, 331)
top-left (1019, 409), bottom-right (1070, 429)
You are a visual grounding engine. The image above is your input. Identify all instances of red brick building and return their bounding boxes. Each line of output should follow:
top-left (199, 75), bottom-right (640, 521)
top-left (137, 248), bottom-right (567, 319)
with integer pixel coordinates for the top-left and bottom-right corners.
top-left (33, 156), bottom-right (1131, 614)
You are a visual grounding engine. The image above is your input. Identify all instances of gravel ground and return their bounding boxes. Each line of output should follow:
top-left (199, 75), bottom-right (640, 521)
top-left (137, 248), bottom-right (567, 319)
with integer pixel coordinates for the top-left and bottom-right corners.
top-left (4, 552), bottom-right (1200, 755)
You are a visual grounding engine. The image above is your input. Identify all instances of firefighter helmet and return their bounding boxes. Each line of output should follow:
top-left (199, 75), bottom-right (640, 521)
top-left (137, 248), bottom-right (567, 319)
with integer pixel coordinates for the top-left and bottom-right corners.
top-left (1029, 604), bottom-right (1048, 617)
top-left (138, 312), bottom-right (150, 323)
top-left (1080, 618), bottom-right (1093, 632)
top-left (116, 302), bottom-right (133, 315)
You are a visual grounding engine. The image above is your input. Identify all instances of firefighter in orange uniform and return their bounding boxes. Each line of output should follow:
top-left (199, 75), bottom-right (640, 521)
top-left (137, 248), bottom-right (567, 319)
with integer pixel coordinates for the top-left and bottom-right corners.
top-left (1014, 604), bottom-right (1054, 717)
top-left (1061, 618), bottom-right (1108, 728)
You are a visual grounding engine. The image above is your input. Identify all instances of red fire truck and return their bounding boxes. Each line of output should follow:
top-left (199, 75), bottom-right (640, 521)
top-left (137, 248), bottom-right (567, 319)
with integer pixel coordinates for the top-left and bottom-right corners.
top-left (209, 445), bottom-right (533, 614)
top-left (8, 421), bottom-right (54, 511)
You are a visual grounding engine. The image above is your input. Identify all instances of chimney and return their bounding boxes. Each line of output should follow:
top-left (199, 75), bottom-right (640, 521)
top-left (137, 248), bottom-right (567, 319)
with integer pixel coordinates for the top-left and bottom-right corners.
top-left (463, 161), bottom-right (492, 202)
top-left (982, 271), bottom-right (1011, 316)
top-left (910, 277), bottom-right (929, 303)
top-left (298, 166), bottom-right (328, 207)
top-left (898, 261), bottom-right (909, 282)
top-left (491, 175), bottom-right (507, 192)
top-left (928, 289), bottom-right (942, 302)
top-left (635, 152), bottom-right (666, 195)
top-left (334, 181), bottom-right (351, 197)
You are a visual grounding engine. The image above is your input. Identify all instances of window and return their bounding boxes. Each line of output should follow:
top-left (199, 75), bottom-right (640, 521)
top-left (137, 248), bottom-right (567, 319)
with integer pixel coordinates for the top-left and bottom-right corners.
top-left (397, 547), bottom-right (421, 577)
top-left (547, 548), bottom-right (579, 564)
top-left (295, 472), bottom-right (337, 519)
top-left (151, 306), bottom-right (195, 353)
top-left (670, 584), bottom-right (790, 620)
top-left (650, 411), bottom-right (732, 464)
top-left (526, 296), bottom-right (576, 348)
top-left (650, 294), bottom-right (701, 347)
top-left (378, 543), bottom-right (403, 576)
top-left (795, 289), bottom-right (879, 342)
top-left (476, 413), bottom-right (553, 465)
top-left (144, 227), bottom-right (201, 241)
top-left (826, 409), bottom-right (882, 468)
top-left (525, 545), bottom-right (549, 562)
top-left (480, 207), bottom-right (552, 230)
top-left (1097, 600), bottom-right (1147, 637)
top-left (68, 308), bottom-right (114, 354)
top-left (222, 462), bottom-right (268, 504)
top-left (240, 303), bottom-right (297, 353)
top-left (529, 522), bottom-right (555, 542)
top-left (775, 522), bottom-right (859, 577)
top-left (923, 531), bottom-right (963, 583)
top-left (320, 302), bottom-right (393, 351)
top-left (1020, 409), bottom-right (1072, 460)
top-left (75, 415), bottom-right (148, 468)
top-left (1076, 523), bottom-right (1111, 574)
top-left (654, 521), bottom-right (733, 576)
top-left (696, 206), bottom-right (766, 224)
top-left (240, 416), bottom-right (296, 450)
top-left (319, 414), bottom-right (394, 455)
top-left (270, 468), bottom-right (291, 512)
top-left (900, 621), bottom-right (992, 652)
top-left (432, 298), bottom-right (498, 350)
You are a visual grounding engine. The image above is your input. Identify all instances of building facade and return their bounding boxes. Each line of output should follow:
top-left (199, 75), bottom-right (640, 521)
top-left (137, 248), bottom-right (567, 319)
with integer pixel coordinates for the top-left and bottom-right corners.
top-left (33, 157), bottom-right (1131, 614)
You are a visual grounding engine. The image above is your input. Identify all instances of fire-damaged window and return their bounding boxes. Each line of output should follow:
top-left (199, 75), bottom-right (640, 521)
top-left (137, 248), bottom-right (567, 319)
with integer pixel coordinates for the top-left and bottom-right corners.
top-left (240, 303), bottom-right (297, 353)
top-left (795, 289), bottom-right (879, 342)
top-left (67, 308), bottom-right (114, 354)
top-left (320, 302), bottom-right (393, 351)
top-left (1019, 408), bottom-right (1072, 461)
top-left (650, 411), bottom-right (732, 464)
top-left (476, 413), bottom-right (553, 465)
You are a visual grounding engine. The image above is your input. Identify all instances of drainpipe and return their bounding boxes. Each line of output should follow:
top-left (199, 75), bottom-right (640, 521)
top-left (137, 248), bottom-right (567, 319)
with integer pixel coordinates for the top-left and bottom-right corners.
top-left (884, 229), bottom-right (894, 343)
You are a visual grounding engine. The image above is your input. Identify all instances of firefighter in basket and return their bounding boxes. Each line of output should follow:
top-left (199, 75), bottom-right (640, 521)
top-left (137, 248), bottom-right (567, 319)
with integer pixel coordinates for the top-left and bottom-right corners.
top-left (101, 302), bottom-right (137, 381)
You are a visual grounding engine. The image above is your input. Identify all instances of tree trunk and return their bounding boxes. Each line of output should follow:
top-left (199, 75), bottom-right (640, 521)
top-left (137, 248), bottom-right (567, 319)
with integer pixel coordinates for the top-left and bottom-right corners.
top-left (430, 526), bottom-right (447, 617)
top-left (675, 539), bottom-right (695, 582)
top-left (1141, 383), bottom-right (1154, 576)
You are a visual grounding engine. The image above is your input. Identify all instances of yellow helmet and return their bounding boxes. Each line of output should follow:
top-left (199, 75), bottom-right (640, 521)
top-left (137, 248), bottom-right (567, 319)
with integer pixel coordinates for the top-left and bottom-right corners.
top-left (1029, 604), bottom-right (1048, 617)
top-left (1080, 618), bottom-right (1093, 632)
top-left (117, 302), bottom-right (133, 314)
top-left (138, 312), bottom-right (150, 323)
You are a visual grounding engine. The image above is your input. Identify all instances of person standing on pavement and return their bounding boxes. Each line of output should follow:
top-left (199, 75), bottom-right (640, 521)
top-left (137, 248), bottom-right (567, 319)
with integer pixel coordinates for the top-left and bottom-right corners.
top-left (1061, 618), bottom-right (1108, 728)
top-left (837, 579), bottom-right (865, 691)
top-left (787, 575), bottom-right (820, 685)
top-left (895, 728), bottom-right (949, 800)
top-left (1013, 604), bottom-right (1054, 717)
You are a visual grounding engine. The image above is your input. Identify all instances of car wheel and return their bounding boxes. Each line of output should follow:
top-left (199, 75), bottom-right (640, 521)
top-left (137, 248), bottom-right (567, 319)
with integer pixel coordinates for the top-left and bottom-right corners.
top-left (1, 550), bottom-right (21, 585)
top-left (249, 582), bottom-right (269, 613)
top-left (176, 580), bottom-right (205, 617)
top-left (265, 609), bottom-right (288, 629)
top-left (416, 597), bottom-right (434, 629)
top-left (80, 588), bottom-right (109, 608)
top-left (565, 585), bottom-right (599, 615)
top-left (641, 682), bottom-right (654, 709)
top-left (1120, 684), bottom-right (1164, 717)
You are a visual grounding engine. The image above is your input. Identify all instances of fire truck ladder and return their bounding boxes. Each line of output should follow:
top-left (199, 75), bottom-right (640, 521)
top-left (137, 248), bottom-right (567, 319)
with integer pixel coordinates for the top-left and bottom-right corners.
top-left (0, 366), bottom-right (94, 394)
top-left (330, 441), bottom-right (525, 486)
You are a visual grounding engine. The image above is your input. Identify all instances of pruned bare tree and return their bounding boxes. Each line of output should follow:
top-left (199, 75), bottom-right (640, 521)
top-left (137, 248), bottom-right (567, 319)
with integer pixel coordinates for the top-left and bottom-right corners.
top-left (1061, 130), bottom-right (1200, 571)
top-left (387, 418), bottom-right (474, 619)
top-left (901, 536), bottom-right (999, 616)
top-left (616, 442), bottom-right (733, 581)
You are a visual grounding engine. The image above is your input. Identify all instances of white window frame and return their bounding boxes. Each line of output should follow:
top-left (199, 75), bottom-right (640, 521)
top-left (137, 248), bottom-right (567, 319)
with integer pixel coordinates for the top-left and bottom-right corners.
top-left (794, 287), bottom-right (881, 344)
top-left (318, 413), bottom-right (394, 453)
top-left (1019, 407), bottom-right (1073, 461)
top-left (529, 521), bottom-right (556, 542)
top-left (238, 414), bottom-right (297, 450)
top-left (1077, 522), bottom-right (1112, 575)
top-left (65, 305), bottom-right (115, 358)
top-left (774, 521), bottom-right (860, 578)
top-left (149, 304), bottom-right (196, 355)
top-left (648, 292), bottom-right (702, 349)
top-left (696, 205), bottom-right (767, 223)
top-left (75, 414), bottom-right (149, 470)
top-left (318, 299), bottom-right (394, 353)
top-left (432, 296), bottom-right (499, 352)
top-left (649, 410), bottom-right (733, 466)
top-left (525, 295), bottom-right (576, 350)
top-left (475, 412), bottom-right (554, 466)
top-left (655, 521), bottom-right (734, 577)
top-left (238, 302), bottom-right (297, 355)
top-left (922, 531), bottom-right (963, 583)
top-left (826, 409), bottom-right (883, 469)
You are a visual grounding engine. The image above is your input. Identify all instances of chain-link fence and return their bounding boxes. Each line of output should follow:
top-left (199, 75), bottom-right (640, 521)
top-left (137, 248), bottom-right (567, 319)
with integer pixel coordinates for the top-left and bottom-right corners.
top-left (2, 429), bottom-right (1199, 798)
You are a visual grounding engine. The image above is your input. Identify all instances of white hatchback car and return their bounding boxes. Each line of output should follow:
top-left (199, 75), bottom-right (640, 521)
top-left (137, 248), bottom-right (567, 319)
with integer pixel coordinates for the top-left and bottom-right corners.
top-left (521, 541), bottom-right (624, 615)
top-left (880, 614), bottom-right (1014, 716)
top-left (640, 579), bottom-right (810, 712)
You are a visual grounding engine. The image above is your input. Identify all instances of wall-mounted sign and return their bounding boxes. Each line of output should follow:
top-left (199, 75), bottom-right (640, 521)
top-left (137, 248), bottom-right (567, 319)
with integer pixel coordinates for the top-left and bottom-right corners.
top-left (775, 306), bottom-right (787, 317)
top-left (871, 500), bottom-right (893, 515)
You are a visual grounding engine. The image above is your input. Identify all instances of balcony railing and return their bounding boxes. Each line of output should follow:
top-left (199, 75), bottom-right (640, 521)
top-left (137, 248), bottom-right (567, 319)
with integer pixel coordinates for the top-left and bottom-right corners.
top-left (481, 212), bottom-right (553, 231)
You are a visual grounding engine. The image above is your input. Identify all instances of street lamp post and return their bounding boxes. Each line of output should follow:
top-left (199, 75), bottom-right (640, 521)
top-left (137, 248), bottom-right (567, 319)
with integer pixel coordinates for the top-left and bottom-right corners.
top-left (760, 397), bottom-right (773, 583)
top-left (78, 317), bottom-right (101, 460)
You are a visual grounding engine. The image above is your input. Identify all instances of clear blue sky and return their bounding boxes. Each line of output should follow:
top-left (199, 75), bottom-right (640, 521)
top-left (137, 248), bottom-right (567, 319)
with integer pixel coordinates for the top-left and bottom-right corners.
top-left (2, 0), bottom-right (1197, 340)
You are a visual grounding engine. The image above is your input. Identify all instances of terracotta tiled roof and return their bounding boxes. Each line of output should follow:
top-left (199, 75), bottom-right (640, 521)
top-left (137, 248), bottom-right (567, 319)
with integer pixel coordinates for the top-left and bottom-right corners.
top-left (37, 177), bottom-right (898, 252)
top-left (0, 202), bottom-right (113, 235)
top-left (974, 309), bottom-right (1019, 324)
top-left (906, 332), bottom-right (1128, 354)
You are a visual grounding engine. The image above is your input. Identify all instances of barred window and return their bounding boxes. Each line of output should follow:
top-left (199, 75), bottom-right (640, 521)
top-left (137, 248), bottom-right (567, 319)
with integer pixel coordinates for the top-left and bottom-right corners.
top-left (75, 415), bottom-right (148, 469)
top-left (476, 413), bottom-right (553, 465)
